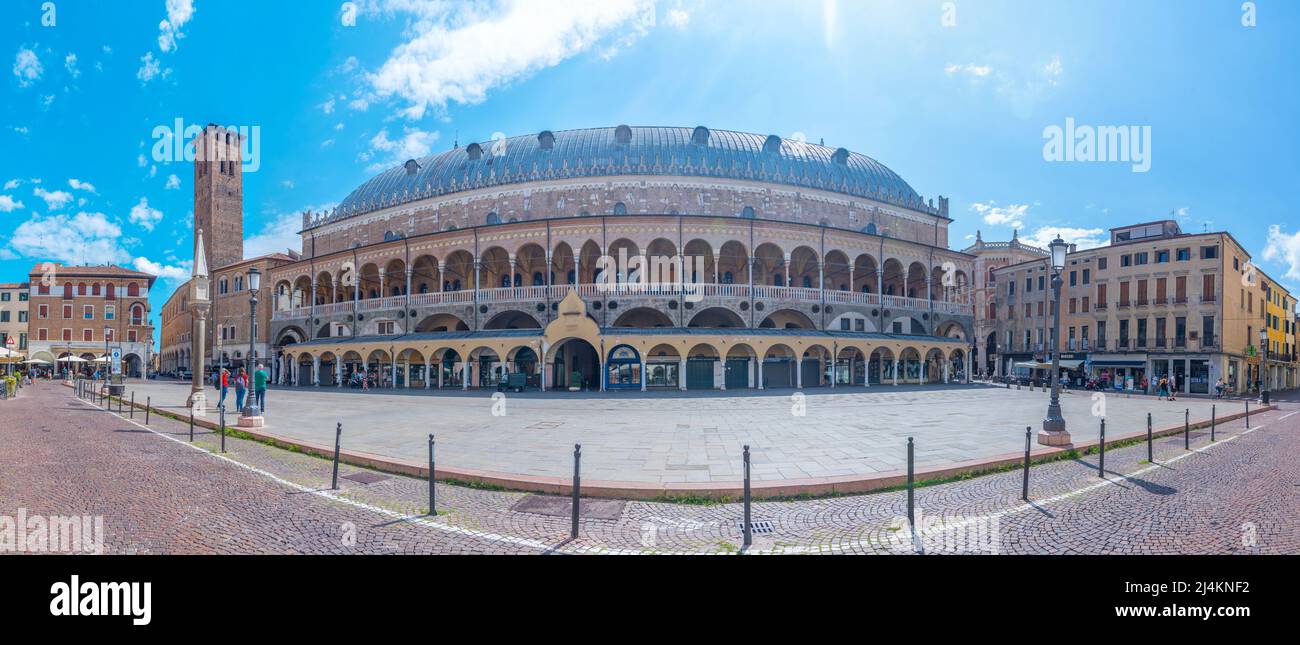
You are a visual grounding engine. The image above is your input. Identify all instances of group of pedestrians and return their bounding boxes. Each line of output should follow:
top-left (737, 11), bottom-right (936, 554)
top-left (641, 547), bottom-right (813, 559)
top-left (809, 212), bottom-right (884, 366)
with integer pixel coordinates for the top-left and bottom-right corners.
top-left (213, 364), bottom-right (269, 412)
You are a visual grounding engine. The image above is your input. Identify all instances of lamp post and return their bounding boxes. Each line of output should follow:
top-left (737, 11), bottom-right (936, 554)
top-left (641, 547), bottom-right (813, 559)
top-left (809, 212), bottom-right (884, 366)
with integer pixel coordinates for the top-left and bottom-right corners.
top-left (239, 267), bottom-right (264, 425)
top-left (103, 325), bottom-right (110, 383)
top-left (1039, 236), bottom-right (1072, 446)
top-left (1259, 328), bottom-right (1269, 405)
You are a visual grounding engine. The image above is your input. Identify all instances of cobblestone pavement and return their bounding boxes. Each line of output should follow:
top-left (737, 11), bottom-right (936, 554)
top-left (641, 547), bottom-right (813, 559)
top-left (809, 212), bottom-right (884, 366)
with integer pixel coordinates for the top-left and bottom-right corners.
top-left (122, 378), bottom-right (1222, 484)
top-left (3, 382), bottom-right (1296, 554)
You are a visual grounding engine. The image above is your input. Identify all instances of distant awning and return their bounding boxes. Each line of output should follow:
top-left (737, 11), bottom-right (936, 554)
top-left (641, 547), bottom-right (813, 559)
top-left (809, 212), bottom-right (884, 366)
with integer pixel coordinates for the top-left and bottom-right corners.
top-left (1014, 360), bottom-right (1084, 370)
top-left (1089, 360), bottom-right (1146, 368)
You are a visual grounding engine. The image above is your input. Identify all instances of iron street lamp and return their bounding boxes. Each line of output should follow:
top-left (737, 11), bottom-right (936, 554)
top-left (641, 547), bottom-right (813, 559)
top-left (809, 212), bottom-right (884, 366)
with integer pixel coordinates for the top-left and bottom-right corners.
top-left (103, 325), bottom-right (111, 383)
top-left (1259, 327), bottom-right (1269, 405)
top-left (1039, 236), bottom-right (1072, 446)
top-left (240, 267), bottom-right (263, 421)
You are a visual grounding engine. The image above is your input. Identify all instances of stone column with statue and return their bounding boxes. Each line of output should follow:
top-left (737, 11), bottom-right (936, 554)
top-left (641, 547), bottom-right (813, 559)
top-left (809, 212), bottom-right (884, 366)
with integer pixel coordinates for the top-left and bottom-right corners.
top-left (187, 229), bottom-right (212, 410)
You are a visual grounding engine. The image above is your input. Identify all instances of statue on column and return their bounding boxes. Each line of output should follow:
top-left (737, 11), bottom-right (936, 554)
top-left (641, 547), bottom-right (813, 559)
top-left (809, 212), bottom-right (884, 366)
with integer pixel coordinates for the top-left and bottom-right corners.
top-left (187, 229), bottom-right (212, 410)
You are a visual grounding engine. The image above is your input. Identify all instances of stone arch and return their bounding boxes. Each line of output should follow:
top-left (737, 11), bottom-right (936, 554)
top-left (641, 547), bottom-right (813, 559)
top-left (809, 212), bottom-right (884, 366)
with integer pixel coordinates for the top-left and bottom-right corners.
top-left (411, 254), bottom-right (440, 294)
top-left (881, 258), bottom-right (905, 296)
top-left (906, 261), bottom-right (928, 300)
top-left (788, 245), bottom-right (820, 289)
top-left (753, 242), bottom-right (786, 286)
top-left (443, 250), bottom-right (474, 291)
top-left (688, 306), bottom-right (745, 328)
top-left (612, 307), bottom-right (674, 328)
top-left (483, 309), bottom-right (542, 330)
top-left (718, 240), bottom-right (749, 284)
top-left (416, 312), bottom-right (470, 332)
top-left (551, 242), bottom-right (576, 285)
top-left (682, 238), bottom-right (714, 284)
top-left (759, 308), bottom-right (816, 329)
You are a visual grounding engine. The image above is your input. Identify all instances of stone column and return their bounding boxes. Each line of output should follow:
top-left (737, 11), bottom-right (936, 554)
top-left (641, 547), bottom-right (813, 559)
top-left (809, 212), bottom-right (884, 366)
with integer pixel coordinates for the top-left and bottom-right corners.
top-left (796, 358), bottom-right (803, 389)
top-left (332, 279), bottom-right (338, 304)
top-left (893, 359), bottom-right (899, 386)
top-left (640, 359), bottom-right (647, 391)
top-left (713, 254), bottom-right (721, 285)
top-left (784, 254), bottom-right (793, 286)
top-left (391, 358), bottom-right (398, 388)
top-left (462, 362), bottom-right (469, 390)
top-left (438, 263), bottom-right (446, 292)
top-left (679, 357), bottom-right (687, 391)
top-left (312, 356), bottom-right (320, 386)
top-left (424, 357), bottom-right (431, 389)
top-left (757, 359), bottom-right (765, 390)
top-left (943, 360), bottom-right (950, 384)
top-left (336, 360), bottom-right (343, 388)
top-left (599, 360), bottom-right (606, 391)
top-left (378, 268), bottom-right (386, 300)
top-left (438, 362), bottom-right (444, 388)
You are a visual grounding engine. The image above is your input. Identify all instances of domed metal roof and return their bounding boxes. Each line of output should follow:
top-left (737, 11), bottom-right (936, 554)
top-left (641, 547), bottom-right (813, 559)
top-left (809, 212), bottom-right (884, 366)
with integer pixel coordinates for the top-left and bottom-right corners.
top-left (328, 126), bottom-right (931, 224)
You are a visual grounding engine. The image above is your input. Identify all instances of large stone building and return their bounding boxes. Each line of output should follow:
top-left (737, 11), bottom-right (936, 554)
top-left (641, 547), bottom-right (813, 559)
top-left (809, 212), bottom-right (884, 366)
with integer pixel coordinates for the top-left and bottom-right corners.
top-left (962, 231), bottom-right (1049, 376)
top-left (990, 220), bottom-right (1299, 394)
top-left (22, 264), bottom-right (155, 376)
top-left (158, 124), bottom-right (297, 376)
top-left (262, 125), bottom-right (977, 390)
top-left (0, 282), bottom-right (30, 353)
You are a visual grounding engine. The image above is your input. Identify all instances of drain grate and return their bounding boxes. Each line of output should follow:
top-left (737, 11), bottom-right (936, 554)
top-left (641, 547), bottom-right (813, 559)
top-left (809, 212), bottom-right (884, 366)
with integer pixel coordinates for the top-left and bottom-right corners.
top-left (736, 519), bottom-right (776, 534)
top-left (341, 471), bottom-right (390, 485)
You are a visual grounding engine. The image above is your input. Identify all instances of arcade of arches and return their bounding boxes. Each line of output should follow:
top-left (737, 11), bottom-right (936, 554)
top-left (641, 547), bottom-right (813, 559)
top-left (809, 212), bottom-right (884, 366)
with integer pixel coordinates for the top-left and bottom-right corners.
top-left (271, 292), bottom-right (971, 392)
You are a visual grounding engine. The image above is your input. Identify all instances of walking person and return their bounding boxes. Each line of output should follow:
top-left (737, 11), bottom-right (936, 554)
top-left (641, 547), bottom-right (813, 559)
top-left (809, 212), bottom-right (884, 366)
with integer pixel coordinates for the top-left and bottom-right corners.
top-left (1168, 373), bottom-right (1178, 402)
top-left (254, 363), bottom-right (268, 412)
top-left (1157, 375), bottom-right (1168, 400)
top-left (218, 368), bottom-right (230, 408)
top-left (235, 367), bottom-right (248, 410)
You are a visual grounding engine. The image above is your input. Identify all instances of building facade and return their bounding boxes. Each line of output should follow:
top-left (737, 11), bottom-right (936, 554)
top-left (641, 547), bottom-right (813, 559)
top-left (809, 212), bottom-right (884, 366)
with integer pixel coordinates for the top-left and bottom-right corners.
top-left (991, 220), bottom-right (1298, 395)
top-left (23, 264), bottom-right (155, 377)
top-left (962, 231), bottom-right (1049, 376)
top-left (259, 126), bottom-right (977, 390)
top-left (0, 282), bottom-right (30, 354)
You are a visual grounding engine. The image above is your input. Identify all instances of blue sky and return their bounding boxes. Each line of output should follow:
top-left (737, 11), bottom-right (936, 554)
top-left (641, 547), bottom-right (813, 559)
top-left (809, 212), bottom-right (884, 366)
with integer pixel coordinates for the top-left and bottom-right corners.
top-left (3, 0), bottom-right (1299, 349)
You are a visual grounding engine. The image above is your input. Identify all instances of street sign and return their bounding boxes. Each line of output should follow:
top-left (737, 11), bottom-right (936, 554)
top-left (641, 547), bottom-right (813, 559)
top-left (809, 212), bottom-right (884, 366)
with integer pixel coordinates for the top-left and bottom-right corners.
top-left (111, 348), bottom-right (122, 375)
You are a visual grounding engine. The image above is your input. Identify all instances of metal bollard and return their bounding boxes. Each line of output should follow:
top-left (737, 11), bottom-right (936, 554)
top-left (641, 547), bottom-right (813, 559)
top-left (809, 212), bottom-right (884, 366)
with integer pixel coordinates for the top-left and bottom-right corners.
top-left (130, 392), bottom-right (135, 419)
top-left (189, 408), bottom-right (194, 442)
top-left (145, 397), bottom-right (150, 425)
top-left (571, 443), bottom-right (582, 540)
top-left (219, 404), bottom-right (226, 453)
top-left (1184, 408), bottom-right (1189, 450)
top-left (427, 434), bottom-right (437, 516)
top-left (1147, 412), bottom-right (1153, 463)
top-left (742, 445), bottom-right (752, 548)
top-left (1211, 405), bottom-right (1216, 442)
top-left (906, 437), bottom-right (915, 530)
top-left (331, 422), bottom-right (342, 490)
top-left (1098, 419), bottom-right (1106, 477)
top-left (1022, 427), bottom-right (1031, 500)
top-left (1245, 401), bottom-right (1250, 428)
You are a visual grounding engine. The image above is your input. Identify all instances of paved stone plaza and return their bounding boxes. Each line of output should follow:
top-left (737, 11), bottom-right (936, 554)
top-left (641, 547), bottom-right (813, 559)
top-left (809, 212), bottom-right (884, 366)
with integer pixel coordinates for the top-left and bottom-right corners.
top-left (121, 379), bottom-right (1227, 485)
top-left (2, 382), bottom-right (1297, 555)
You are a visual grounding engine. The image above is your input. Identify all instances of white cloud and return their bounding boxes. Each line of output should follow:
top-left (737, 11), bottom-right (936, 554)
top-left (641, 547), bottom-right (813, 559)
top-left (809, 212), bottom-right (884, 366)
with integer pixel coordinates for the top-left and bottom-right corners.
top-left (0, 195), bottom-right (23, 212)
top-left (320, 97), bottom-right (336, 114)
top-left (68, 178), bottom-right (97, 193)
top-left (244, 208), bottom-right (330, 258)
top-left (158, 0), bottom-right (196, 52)
top-left (133, 256), bottom-right (191, 281)
top-left (9, 211), bottom-right (129, 265)
top-left (320, 138), bottom-right (336, 148)
top-left (944, 63), bottom-right (992, 79)
top-left (969, 202), bottom-right (1029, 229)
top-left (281, 180), bottom-right (295, 189)
top-left (34, 187), bottom-right (74, 210)
top-left (10, 126), bottom-right (29, 135)
top-left (129, 197), bottom-right (165, 231)
top-left (65, 53), bottom-right (80, 78)
top-left (1262, 225), bottom-right (1300, 282)
top-left (1021, 226), bottom-right (1108, 251)
top-left (1043, 55), bottom-right (1063, 86)
top-left (338, 56), bottom-right (359, 74)
top-left (665, 8), bottom-right (691, 29)
top-left (137, 52), bottom-right (163, 83)
top-left (13, 48), bottom-right (43, 87)
top-left (366, 127), bottom-right (438, 171)
top-left (165, 174), bottom-right (181, 190)
top-left (366, 0), bottom-right (655, 119)
top-left (3, 179), bottom-right (20, 190)
top-left (137, 153), bottom-right (148, 168)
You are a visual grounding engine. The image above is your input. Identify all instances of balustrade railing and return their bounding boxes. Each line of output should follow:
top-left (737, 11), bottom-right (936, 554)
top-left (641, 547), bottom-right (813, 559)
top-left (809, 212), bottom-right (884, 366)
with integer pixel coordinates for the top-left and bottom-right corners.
top-left (271, 282), bottom-right (975, 320)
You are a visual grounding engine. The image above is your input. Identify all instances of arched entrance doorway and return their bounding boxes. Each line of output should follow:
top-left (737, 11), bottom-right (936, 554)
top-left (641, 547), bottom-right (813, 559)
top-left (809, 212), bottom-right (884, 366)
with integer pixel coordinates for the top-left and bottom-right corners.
top-left (550, 338), bottom-right (598, 391)
top-left (605, 344), bottom-right (642, 390)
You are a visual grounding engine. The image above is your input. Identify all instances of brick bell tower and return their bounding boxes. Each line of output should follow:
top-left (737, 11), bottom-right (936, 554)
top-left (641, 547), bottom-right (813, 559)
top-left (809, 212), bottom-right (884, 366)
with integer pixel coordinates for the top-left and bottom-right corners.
top-left (193, 123), bottom-right (244, 269)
